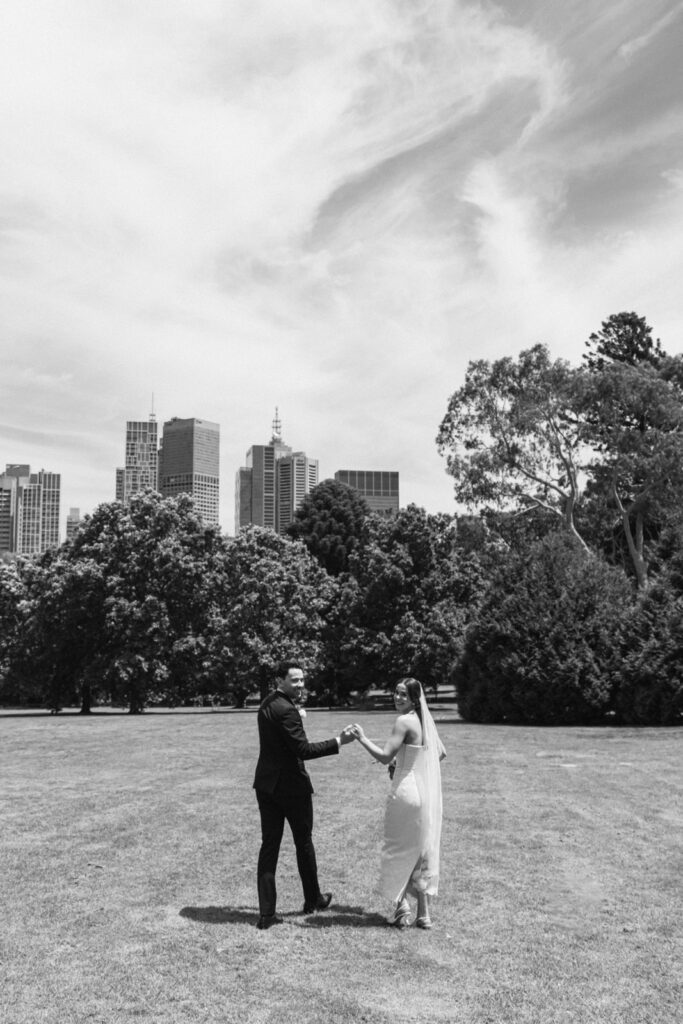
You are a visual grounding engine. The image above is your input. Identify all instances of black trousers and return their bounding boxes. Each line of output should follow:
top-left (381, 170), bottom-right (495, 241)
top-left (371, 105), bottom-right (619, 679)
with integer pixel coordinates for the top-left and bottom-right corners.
top-left (256, 783), bottom-right (321, 916)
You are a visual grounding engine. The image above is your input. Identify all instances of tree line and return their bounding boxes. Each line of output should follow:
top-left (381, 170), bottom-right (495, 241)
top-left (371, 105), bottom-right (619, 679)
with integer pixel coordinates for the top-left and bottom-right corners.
top-left (437, 311), bottom-right (683, 725)
top-left (0, 487), bottom-right (477, 714)
top-left (1, 311), bottom-right (682, 724)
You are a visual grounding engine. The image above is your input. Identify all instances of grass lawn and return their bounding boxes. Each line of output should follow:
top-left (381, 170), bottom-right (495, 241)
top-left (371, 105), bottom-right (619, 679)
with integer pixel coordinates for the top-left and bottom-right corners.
top-left (1, 708), bottom-right (681, 1024)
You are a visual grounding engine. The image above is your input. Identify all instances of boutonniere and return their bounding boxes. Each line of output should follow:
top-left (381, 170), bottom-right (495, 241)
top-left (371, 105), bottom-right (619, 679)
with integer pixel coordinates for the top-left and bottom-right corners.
top-left (294, 688), bottom-right (309, 718)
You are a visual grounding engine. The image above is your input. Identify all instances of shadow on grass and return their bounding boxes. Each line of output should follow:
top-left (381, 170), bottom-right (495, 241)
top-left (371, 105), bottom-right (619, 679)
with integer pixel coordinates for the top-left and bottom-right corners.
top-left (297, 905), bottom-right (388, 929)
top-left (179, 903), bottom-right (387, 928)
top-left (180, 906), bottom-right (258, 925)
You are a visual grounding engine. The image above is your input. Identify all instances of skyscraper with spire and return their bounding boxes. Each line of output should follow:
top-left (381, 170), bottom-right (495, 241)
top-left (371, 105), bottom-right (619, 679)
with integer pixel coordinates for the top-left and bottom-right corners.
top-left (235, 409), bottom-right (318, 533)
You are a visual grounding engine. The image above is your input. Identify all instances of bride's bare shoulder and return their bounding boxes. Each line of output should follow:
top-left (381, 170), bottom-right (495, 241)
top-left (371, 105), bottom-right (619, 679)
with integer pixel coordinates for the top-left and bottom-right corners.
top-left (397, 711), bottom-right (422, 742)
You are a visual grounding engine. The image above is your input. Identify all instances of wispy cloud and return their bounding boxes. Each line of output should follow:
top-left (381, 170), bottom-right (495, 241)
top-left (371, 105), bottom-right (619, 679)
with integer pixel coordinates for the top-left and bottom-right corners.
top-left (618, 2), bottom-right (683, 60)
top-left (1, 0), bottom-right (683, 530)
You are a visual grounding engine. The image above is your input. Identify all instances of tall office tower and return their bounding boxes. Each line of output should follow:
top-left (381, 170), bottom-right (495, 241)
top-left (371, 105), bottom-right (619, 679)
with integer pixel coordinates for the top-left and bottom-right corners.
top-left (158, 417), bottom-right (220, 525)
top-left (66, 507), bottom-right (81, 542)
top-left (235, 409), bottom-right (316, 533)
top-left (0, 472), bottom-right (17, 551)
top-left (0, 464), bottom-right (61, 554)
top-left (276, 452), bottom-right (318, 533)
top-left (235, 466), bottom-right (253, 531)
top-left (115, 414), bottom-right (158, 503)
top-left (235, 409), bottom-right (291, 532)
top-left (334, 470), bottom-right (400, 516)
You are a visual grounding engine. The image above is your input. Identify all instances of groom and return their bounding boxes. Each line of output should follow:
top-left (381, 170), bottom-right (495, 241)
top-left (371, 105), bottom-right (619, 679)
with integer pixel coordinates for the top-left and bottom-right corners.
top-left (253, 661), bottom-right (354, 929)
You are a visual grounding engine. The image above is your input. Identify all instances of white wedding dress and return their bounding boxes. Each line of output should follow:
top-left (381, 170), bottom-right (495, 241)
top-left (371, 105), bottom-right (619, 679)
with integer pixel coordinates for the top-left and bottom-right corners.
top-left (378, 698), bottom-right (444, 905)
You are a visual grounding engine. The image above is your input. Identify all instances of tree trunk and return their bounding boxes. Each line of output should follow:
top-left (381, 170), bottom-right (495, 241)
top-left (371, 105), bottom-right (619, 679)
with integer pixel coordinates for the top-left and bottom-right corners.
top-left (563, 491), bottom-right (591, 555)
top-left (128, 686), bottom-right (145, 713)
top-left (617, 496), bottom-right (648, 589)
top-left (79, 681), bottom-right (92, 714)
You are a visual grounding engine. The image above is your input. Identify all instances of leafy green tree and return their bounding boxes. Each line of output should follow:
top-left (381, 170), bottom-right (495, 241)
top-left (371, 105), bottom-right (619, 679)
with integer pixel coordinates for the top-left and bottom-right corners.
top-left (71, 491), bottom-right (225, 711)
top-left (583, 311), bottom-right (666, 371)
top-left (613, 584), bottom-right (683, 725)
top-left (581, 356), bottom-right (683, 588)
top-left (308, 572), bottom-right (364, 705)
top-left (438, 321), bottom-right (683, 590)
top-left (435, 314), bottom-right (683, 724)
top-left (479, 506), bottom-right (561, 555)
top-left (336, 506), bottom-right (484, 694)
top-left (611, 523), bottom-right (683, 724)
top-left (0, 559), bottom-right (28, 701)
top-left (12, 553), bottom-right (108, 712)
top-left (287, 479), bottom-right (370, 576)
top-left (455, 533), bottom-right (633, 724)
top-left (5, 491), bottom-right (225, 713)
top-left (577, 312), bottom-right (683, 587)
top-left (206, 527), bottom-right (338, 704)
top-left (437, 345), bottom-right (590, 550)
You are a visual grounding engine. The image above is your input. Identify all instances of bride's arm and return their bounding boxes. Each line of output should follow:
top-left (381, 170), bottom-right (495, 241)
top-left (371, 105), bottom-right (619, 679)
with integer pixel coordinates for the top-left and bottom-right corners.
top-left (351, 718), bottom-right (408, 765)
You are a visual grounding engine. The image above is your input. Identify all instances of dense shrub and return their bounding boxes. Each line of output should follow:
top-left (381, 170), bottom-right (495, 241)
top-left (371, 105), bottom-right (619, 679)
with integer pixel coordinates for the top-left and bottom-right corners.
top-left (287, 479), bottom-right (370, 576)
top-left (334, 506), bottom-right (484, 694)
top-left (0, 560), bottom-right (28, 701)
top-left (455, 533), bottom-right (634, 724)
top-left (614, 586), bottom-right (683, 725)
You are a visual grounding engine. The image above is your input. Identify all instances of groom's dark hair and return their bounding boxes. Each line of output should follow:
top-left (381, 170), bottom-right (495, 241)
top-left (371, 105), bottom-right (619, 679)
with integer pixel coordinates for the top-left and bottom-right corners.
top-left (277, 660), bottom-right (303, 679)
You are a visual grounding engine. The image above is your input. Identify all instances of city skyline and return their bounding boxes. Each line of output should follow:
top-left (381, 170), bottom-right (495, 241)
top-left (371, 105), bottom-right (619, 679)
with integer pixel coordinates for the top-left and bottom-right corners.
top-left (3, 407), bottom-right (405, 538)
top-left (3, 3), bottom-right (683, 536)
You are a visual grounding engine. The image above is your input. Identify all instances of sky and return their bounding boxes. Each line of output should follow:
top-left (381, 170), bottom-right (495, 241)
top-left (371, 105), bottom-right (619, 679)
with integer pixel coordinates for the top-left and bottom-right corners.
top-left (2, 0), bottom-right (683, 536)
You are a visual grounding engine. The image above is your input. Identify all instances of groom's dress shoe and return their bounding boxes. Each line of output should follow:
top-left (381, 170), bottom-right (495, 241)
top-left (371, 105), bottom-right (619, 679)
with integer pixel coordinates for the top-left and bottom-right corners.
top-left (256, 914), bottom-right (283, 930)
top-left (302, 892), bottom-right (333, 914)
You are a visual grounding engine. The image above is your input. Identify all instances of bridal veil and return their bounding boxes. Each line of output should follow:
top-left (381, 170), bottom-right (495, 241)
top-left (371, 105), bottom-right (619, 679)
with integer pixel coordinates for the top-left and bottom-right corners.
top-left (415, 684), bottom-right (446, 896)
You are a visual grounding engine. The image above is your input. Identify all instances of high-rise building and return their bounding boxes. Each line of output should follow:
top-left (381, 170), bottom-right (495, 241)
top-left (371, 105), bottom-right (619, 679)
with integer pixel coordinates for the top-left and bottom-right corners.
top-left (115, 415), bottom-right (158, 503)
top-left (277, 452), bottom-right (319, 533)
top-left (334, 469), bottom-right (399, 516)
top-left (0, 464), bottom-right (61, 555)
top-left (0, 473), bottom-right (17, 552)
top-left (235, 467), bottom-right (253, 531)
top-left (66, 507), bottom-right (81, 542)
top-left (235, 410), bottom-right (317, 533)
top-left (158, 417), bottom-right (220, 525)
top-left (235, 409), bottom-right (291, 532)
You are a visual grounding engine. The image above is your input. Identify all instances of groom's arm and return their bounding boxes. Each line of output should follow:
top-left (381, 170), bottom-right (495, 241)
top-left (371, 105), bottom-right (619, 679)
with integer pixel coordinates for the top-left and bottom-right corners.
top-left (277, 705), bottom-right (341, 760)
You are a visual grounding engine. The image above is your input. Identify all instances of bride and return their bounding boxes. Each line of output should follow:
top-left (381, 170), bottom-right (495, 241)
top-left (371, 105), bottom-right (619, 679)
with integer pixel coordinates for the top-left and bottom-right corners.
top-left (351, 677), bottom-right (446, 929)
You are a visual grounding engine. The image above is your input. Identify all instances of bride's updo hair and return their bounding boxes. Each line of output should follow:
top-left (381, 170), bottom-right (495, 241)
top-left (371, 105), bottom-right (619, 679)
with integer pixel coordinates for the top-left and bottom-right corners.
top-left (396, 676), bottom-right (423, 723)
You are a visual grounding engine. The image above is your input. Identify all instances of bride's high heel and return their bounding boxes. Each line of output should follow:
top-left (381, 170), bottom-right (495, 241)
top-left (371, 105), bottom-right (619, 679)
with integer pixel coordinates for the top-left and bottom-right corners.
top-left (415, 893), bottom-right (432, 928)
top-left (390, 899), bottom-right (411, 928)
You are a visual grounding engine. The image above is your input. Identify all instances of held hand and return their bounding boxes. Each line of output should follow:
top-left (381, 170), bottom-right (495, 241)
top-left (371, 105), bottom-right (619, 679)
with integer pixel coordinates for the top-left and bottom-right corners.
top-left (349, 723), bottom-right (366, 741)
top-left (339, 725), bottom-right (356, 746)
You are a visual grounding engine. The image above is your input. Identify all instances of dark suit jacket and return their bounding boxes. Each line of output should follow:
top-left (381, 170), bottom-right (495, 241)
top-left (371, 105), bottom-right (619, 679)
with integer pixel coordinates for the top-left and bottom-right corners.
top-left (253, 690), bottom-right (339, 796)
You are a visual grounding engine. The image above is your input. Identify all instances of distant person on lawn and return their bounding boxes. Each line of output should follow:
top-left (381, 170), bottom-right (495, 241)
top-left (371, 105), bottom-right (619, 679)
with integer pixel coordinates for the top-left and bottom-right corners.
top-left (253, 661), bottom-right (356, 930)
